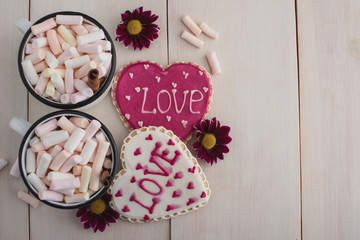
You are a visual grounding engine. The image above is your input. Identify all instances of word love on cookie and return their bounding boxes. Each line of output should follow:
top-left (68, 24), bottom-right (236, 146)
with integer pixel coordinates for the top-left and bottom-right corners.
top-left (109, 127), bottom-right (211, 223)
top-left (112, 61), bottom-right (213, 141)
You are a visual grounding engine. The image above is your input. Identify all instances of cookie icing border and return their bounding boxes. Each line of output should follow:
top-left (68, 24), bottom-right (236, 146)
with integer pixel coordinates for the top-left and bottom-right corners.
top-left (108, 126), bottom-right (211, 223)
top-left (111, 61), bottom-right (213, 142)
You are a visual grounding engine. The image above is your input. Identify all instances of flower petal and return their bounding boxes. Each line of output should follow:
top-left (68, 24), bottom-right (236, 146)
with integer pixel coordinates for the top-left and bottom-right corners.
top-left (216, 135), bottom-right (232, 145)
top-left (216, 126), bottom-right (231, 138)
top-left (107, 207), bottom-right (120, 219)
top-left (123, 37), bottom-right (132, 47)
top-left (76, 207), bottom-right (87, 217)
top-left (208, 118), bottom-right (217, 133)
top-left (214, 144), bottom-right (230, 154)
top-left (97, 216), bottom-right (107, 232)
top-left (121, 13), bottom-right (130, 21)
top-left (199, 120), bottom-right (209, 132)
top-left (102, 193), bottom-right (112, 202)
top-left (80, 211), bottom-right (91, 223)
top-left (102, 211), bottom-right (116, 223)
top-left (192, 141), bottom-right (201, 150)
top-left (89, 215), bottom-right (98, 232)
top-left (83, 221), bottom-right (90, 229)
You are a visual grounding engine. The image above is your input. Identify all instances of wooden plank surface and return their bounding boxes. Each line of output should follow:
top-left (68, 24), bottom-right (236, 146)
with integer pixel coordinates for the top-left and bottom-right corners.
top-left (298, 0), bottom-right (360, 239)
top-left (168, 0), bottom-right (301, 239)
top-left (0, 1), bottom-right (29, 240)
top-left (28, 1), bottom-right (170, 239)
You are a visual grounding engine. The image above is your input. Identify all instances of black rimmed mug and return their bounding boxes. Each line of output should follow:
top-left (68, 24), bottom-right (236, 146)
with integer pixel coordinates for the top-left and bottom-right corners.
top-left (10, 110), bottom-right (117, 209)
top-left (16, 11), bottom-right (116, 109)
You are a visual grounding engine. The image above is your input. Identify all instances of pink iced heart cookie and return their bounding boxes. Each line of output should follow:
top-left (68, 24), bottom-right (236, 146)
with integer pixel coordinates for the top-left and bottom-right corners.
top-left (108, 126), bottom-right (211, 223)
top-left (111, 61), bottom-right (213, 141)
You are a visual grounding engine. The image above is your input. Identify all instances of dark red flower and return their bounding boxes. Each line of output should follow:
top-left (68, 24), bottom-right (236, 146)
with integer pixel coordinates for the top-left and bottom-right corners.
top-left (115, 6), bottom-right (160, 50)
top-left (76, 193), bottom-right (119, 233)
top-left (193, 117), bottom-right (232, 165)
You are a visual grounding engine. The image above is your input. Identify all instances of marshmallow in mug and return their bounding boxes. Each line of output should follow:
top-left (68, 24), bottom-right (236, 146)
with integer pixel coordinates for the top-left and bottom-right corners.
top-left (22, 15), bottom-right (112, 104)
top-left (24, 115), bottom-right (112, 204)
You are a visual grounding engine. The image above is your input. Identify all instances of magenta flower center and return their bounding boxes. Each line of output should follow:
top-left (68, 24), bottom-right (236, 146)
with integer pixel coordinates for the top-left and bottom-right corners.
top-left (127, 20), bottom-right (142, 35)
top-left (201, 133), bottom-right (216, 150)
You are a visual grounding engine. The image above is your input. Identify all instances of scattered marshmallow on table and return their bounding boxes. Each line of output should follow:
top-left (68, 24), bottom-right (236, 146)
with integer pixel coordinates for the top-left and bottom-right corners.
top-left (17, 190), bottom-right (40, 208)
top-left (22, 115), bottom-right (112, 204)
top-left (206, 51), bottom-right (221, 76)
top-left (22, 15), bottom-right (112, 104)
top-left (10, 158), bottom-right (20, 178)
top-left (0, 158), bottom-right (8, 171)
top-left (182, 15), bottom-right (202, 36)
top-left (199, 22), bottom-right (219, 39)
top-left (181, 31), bottom-right (204, 48)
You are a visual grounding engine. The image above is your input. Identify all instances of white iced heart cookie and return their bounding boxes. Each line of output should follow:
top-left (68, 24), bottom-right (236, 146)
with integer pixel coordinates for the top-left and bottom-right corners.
top-left (108, 126), bottom-right (211, 223)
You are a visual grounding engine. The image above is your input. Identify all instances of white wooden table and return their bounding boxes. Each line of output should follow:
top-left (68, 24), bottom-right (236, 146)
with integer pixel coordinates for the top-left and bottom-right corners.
top-left (1, 0), bottom-right (359, 239)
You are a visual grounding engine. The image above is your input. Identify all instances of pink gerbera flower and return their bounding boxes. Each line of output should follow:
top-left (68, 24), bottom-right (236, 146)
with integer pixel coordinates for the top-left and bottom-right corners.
top-left (115, 6), bottom-right (160, 50)
top-left (76, 193), bottom-right (119, 233)
top-left (193, 117), bottom-right (232, 165)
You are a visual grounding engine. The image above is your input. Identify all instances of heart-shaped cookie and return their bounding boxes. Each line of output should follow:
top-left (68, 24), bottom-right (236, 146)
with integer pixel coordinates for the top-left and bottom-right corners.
top-left (111, 61), bottom-right (213, 141)
top-left (108, 126), bottom-right (211, 223)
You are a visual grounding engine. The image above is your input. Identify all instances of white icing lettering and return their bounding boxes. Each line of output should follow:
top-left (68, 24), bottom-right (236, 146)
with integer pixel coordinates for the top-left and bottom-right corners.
top-left (157, 90), bottom-right (172, 114)
top-left (189, 90), bottom-right (204, 114)
top-left (172, 89), bottom-right (188, 114)
top-left (141, 87), bottom-right (156, 114)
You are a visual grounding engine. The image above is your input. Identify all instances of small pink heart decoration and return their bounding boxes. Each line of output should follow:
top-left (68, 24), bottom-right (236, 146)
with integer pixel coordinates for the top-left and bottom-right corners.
top-left (111, 61), bottom-right (213, 141)
top-left (108, 126), bottom-right (211, 223)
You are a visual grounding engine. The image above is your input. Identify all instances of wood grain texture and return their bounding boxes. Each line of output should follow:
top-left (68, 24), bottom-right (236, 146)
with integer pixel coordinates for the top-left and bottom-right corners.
top-left (298, 0), bottom-right (360, 239)
top-left (29, 1), bottom-right (170, 239)
top-left (0, 1), bottom-right (29, 240)
top-left (0, 0), bottom-right (337, 238)
top-left (168, 0), bottom-right (301, 239)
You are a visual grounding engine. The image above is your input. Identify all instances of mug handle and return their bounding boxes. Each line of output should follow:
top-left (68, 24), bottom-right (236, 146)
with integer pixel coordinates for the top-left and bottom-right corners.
top-left (16, 18), bottom-right (33, 34)
top-left (9, 117), bottom-right (32, 136)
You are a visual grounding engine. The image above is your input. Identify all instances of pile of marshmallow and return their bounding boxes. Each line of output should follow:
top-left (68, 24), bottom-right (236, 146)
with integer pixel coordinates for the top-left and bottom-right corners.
top-left (180, 15), bottom-right (221, 76)
top-left (21, 15), bottom-right (112, 104)
top-left (16, 115), bottom-right (112, 206)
